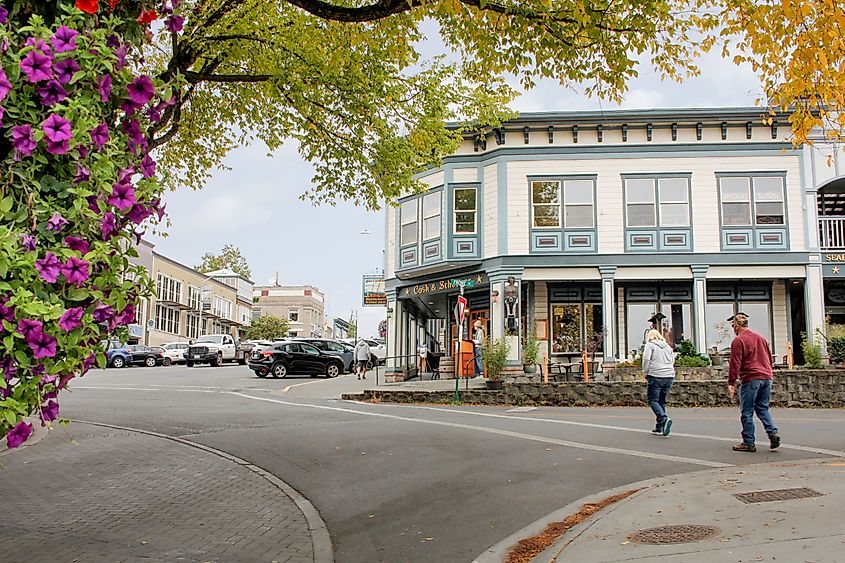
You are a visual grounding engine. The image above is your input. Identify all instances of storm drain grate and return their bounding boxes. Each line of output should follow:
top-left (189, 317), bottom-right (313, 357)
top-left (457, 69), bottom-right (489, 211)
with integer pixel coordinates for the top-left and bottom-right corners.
top-left (628, 525), bottom-right (720, 545)
top-left (733, 487), bottom-right (823, 504)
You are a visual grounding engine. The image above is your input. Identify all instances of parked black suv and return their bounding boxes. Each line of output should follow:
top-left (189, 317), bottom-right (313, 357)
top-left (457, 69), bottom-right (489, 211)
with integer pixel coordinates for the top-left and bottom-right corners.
top-left (248, 340), bottom-right (344, 379)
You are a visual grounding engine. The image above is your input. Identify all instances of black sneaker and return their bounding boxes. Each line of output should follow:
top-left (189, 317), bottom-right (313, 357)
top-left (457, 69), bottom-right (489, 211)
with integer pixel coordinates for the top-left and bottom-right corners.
top-left (769, 434), bottom-right (781, 450)
top-left (662, 419), bottom-right (673, 437)
top-left (732, 443), bottom-right (757, 453)
top-left (651, 427), bottom-right (663, 435)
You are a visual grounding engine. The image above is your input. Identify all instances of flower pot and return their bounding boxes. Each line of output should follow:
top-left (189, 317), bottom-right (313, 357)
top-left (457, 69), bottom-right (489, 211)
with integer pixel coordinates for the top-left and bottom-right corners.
top-left (523, 363), bottom-right (537, 374)
top-left (486, 379), bottom-right (504, 390)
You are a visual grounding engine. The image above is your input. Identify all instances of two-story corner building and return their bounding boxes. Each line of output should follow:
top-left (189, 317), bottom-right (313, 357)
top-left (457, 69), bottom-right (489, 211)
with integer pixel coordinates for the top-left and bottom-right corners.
top-left (148, 253), bottom-right (246, 346)
top-left (252, 285), bottom-right (326, 337)
top-left (384, 107), bottom-right (841, 382)
top-left (203, 268), bottom-right (254, 338)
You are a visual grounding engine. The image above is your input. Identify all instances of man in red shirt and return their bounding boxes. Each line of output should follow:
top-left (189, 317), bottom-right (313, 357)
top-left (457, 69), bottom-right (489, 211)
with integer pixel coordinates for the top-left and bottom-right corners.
top-left (727, 312), bottom-right (780, 452)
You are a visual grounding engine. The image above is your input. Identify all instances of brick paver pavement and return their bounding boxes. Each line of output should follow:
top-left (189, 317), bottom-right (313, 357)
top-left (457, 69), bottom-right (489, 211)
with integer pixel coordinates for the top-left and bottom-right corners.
top-left (0, 422), bottom-right (317, 562)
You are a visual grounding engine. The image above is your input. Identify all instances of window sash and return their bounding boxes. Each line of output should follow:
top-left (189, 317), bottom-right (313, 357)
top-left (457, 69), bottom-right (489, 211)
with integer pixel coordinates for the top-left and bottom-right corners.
top-left (454, 188), bottom-right (476, 211)
top-left (532, 181), bottom-right (560, 204)
top-left (627, 203), bottom-right (656, 227)
top-left (564, 205), bottom-right (594, 228)
top-left (533, 204), bottom-right (560, 228)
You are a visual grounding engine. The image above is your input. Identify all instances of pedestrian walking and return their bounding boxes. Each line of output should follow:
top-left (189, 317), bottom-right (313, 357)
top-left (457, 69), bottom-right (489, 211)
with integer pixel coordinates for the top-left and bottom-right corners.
top-left (727, 312), bottom-right (780, 452)
top-left (472, 319), bottom-right (485, 377)
top-left (354, 338), bottom-right (371, 381)
top-left (642, 329), bottom-right (675, 436)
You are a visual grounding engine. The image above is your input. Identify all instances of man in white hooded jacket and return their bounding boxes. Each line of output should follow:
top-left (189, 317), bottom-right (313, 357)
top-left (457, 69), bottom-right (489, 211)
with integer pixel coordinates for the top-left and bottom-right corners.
top-left (642, 329), bottom-right (676, 436)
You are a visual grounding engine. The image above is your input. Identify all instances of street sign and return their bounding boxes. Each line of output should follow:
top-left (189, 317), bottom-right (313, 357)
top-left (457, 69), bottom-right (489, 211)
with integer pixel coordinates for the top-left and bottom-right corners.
top-left (455, 295), bottom-right (467, 324)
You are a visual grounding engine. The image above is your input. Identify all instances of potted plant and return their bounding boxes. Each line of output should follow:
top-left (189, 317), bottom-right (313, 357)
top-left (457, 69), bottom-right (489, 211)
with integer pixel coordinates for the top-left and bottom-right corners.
top-left (482, 338), bottom-right (510, 390)
top-left (522, 333), bottom-right (540, 373)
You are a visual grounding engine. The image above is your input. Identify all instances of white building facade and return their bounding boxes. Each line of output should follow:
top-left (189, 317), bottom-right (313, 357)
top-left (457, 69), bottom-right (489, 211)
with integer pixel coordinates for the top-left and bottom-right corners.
top-left (383, 107), bottom-right (840, 381)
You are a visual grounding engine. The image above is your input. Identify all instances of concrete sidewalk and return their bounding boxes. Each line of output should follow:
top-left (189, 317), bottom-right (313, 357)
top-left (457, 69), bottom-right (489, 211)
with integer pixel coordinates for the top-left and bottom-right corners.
top-left (531, 457), bottom-right (845, 562)
top-left (0, 422), bottom-right (329, 563)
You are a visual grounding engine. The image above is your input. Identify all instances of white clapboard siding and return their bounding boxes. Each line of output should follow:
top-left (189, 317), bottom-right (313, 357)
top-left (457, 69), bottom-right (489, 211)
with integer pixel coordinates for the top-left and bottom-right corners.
top-left (385, 204), bottom-right (396, 278)
top-left (453, 167), bottom-right (478, 183)
top-left (772, 281), bottom-right (788, 359)
top-left (484, 164), bottom-right (498, 258)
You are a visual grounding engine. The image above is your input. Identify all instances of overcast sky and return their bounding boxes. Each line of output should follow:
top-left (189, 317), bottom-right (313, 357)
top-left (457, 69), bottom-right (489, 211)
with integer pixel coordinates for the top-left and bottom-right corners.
top-left (149, 39), bottom-right (763, 338)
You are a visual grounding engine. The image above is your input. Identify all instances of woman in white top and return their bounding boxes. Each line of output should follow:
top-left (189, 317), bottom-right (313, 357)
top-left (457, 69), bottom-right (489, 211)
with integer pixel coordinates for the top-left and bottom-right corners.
top-left (642, 329), bottom-right (676, 436)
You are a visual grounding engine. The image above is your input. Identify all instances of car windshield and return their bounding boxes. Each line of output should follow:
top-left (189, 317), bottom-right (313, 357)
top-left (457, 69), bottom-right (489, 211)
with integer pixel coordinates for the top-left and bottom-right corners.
top-left (196, 336), bottom-right (220, 343)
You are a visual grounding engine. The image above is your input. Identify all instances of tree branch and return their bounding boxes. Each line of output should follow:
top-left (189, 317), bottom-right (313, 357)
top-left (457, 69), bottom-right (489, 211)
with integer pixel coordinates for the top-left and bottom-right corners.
top-left (183, 71), bottom-right (274, 83)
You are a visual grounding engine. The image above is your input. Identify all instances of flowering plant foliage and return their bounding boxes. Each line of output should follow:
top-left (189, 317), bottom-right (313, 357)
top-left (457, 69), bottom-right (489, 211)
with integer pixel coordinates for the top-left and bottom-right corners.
top-left (0, 0), bottom-right (182, 448)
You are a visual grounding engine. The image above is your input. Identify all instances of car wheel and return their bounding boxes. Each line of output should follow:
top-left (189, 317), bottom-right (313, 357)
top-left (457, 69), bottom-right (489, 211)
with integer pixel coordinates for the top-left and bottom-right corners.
top-left (326, 362), bottom-right (341, 378)
top-left (211, 352), bottom-right (222, 367)
top-left (145, 356), bottom-right (156, 367)
top-left (111, 356), bottom-right (125, 369)
top-left (186, 361), bottom-right (194, 367)
top-left (163, 357), bottom-right (172, 366)
top-left (271, 363), bottom-right (288, 378)
top-left (254, 370), bottom-right (268, 378)
top-left (237, 355), bottom-right (247, 365)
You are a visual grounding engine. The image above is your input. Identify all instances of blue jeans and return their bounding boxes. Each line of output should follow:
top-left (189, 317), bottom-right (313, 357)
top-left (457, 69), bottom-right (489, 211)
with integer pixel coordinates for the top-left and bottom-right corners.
top-left (739, 379), bottom-right (778, 445)
top-left (647, 376), bottom-right (674, 429)
top-left (473, 344), bottom-right (483, 376)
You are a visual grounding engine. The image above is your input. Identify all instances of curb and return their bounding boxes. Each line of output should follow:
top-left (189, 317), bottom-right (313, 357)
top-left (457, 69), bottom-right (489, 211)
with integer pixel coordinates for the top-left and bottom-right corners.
top-left (73, 419), bottom-right (334, 563)
top-left (472, 457), bottom-right (835, 563)
top-left (0, 416), bottom-right (50, 457)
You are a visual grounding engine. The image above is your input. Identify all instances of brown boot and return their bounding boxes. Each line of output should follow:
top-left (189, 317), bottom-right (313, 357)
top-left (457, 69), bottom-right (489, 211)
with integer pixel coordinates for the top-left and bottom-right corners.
top-left (732, 442), bottom-right (756, 452)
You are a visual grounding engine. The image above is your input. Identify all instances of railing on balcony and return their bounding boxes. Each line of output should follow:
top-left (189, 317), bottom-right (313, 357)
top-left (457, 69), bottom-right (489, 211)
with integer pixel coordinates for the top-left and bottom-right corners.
top-left (820, 216), bottom-right (845, 250)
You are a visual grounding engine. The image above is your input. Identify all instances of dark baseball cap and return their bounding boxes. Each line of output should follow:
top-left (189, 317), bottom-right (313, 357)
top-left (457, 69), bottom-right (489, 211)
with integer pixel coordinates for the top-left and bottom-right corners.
top-left (647, 312), bottom-right (666, 324)
top-left (727, 312), bottom-right (749, 322)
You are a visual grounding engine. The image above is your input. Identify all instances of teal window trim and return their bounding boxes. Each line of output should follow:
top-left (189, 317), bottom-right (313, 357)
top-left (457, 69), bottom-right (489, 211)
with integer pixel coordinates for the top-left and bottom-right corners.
top-left (528, 174), bottom-right (597, 254)
top-left (396, 186), bottom-right (445, 272)
top-left (446, 182), bottom-right (482, 260)
top-left (716, 171), bottom-right (789, 251)
top-left (622, 172), bottom-right (693, 253)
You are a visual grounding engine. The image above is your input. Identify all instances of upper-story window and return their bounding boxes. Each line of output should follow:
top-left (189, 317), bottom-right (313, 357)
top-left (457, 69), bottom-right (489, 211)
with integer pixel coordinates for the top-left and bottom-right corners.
top-left (187, 285), bottom-right (201, 310)
top-left (720, 176), bottom-right (784, 226)
top-left (531, 180), bottom-right (595, 229)
top-left (625, 178), bottom-right (690, 228)
top-left (422, 192), bottom-right (441, 240)
top-left (454, 188), bottom-right (476, 234)
top-left (289, 308), bottom-right (299, 322)
top-left (400, 199), bottom-right (418, 246)
top-left (157, 273), bottom-right (182, 303)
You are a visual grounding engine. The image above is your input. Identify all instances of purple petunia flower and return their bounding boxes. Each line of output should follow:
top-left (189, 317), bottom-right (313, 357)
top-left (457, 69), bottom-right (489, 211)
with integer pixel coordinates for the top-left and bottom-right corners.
top-left (17, 318), bottom-right (43, 340)
top-left (42, 113), bottom-right (72, 142)
top-left (58, 372), bottom-right (75, 389)
top-left (115, 43), bottom-right (127, 70)
top-left (74, 164), bottom-right (90, 184)
top-left (35, 252), bottom-right (61, 283)
top-left (6, 420), bottom-right (33, 449)
top-left (0, 38), bottom-right (9, 54)
top-left (90, 123), bottom-right (109, 148)
top-left (20, 50), bottom-right (53, 83)
top-left (30, 330), bottom-right (57, 359)
top-left (0, 68), bottom-right (11, 101)
top-left (81, 352), bottom-right (96, 373)
top-left (0, 106), bottom-right (4, 127)
top-left (126, 204), bottom-right (153, 225)
top-left (64, 236), bottom-right (90, 254)
top-left (61, 256), bottom-right (89, 287)
top-left (92, 303), bottom-right (114, 323)
top-left (11, 125), bottom-right (36, 157)
top-left (25, 38), bottom-right (52, 55)
top-left (32, 364), bottom-right (45, 378)
top-left (165, 15), bottom-right (185, 33)
top-left (96, 74), bottom-right (111, 102)
top-left (37, 80), bottom-right (68, 106)
top-left (58, 307), bottom-right (84, 331)
top-left (0, 7), bottom-right (7, 24)
top-left (108, 182), bottom-right (136, 211)
top-left (46, 139), bottom-right (69, 155)
top-left (1, 357), bottom-right (16, 380)
top-left (50, 26), bottom-right (79, 53)
top-left (126, 75), bottom-right (155, 106)
top-left (101, 211), bottom-right (117, 240)
top-left (53, 58), bottom-right (81, 84)
top-left (116, 303), bottom-right (136, 326)
top-left (21, 234), bottom-right (37, 251)
top-left (0, 297), bottom-right (14, 324)
top-left (106, 35), bottom-right (120, 49)
top-left (140, 154), bottom-right (156, 178)
top-left (41, 400), bottom-right (60, 424)
top-left (46, 211), bottom-right (69, 232)
top-left (77, 144), bottom-right (89, 159)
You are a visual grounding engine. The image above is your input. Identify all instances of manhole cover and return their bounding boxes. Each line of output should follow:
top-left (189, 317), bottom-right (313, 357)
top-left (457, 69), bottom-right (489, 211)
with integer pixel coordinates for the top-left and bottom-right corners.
top-left (734, 487), bottom-right (823, 504)
top-left (628, 525), bottom-right (720, 544)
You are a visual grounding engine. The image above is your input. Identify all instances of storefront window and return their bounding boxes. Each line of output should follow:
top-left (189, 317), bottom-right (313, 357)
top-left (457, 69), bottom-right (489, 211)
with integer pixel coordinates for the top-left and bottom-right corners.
top-left (626, 303), bottom-right (654, 356)
top-left (551, 303), bottom-right (603, 354)
top-left (659, 303), bottom-right (692, 347)
top-left (705, 303), bottom-right (735, 352)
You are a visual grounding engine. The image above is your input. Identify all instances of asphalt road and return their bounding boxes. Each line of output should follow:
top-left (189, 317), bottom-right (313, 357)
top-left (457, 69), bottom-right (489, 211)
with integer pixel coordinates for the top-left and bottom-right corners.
top-left (62, 364), bottom-right (845, 563)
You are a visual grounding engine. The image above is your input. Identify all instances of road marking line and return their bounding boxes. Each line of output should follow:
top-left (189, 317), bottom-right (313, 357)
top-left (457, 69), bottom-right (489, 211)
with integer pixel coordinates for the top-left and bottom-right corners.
top-left (226, 392), bottom-right (730, 468)
top-left (281, 377), bottom-right (351, 394)
top-left (506, 407), bottom-right (537, 413)
top-left (393, 405), bottom-right (845, 458)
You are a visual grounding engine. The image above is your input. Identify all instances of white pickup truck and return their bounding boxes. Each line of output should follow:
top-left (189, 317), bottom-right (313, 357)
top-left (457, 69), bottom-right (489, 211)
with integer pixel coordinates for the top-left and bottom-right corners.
top-left (185, 334), bottom-right (248, 367)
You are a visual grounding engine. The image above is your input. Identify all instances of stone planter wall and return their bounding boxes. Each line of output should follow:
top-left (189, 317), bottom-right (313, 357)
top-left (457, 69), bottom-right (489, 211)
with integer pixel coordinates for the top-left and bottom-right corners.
top-left (604, 366), bottom-right (719, 382)
top-left (342, 370), bottom-right (845, 408)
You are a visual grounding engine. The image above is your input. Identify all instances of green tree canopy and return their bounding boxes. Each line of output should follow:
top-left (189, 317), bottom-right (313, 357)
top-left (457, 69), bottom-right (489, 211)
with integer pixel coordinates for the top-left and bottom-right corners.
top-left (196, 244), bottom-right (252, 280)
top-left (244, 315), bottom-right (290, 340)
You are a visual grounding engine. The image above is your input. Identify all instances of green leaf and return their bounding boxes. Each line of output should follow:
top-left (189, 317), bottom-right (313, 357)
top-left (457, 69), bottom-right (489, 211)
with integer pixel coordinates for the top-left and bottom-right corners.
top-left (0, 196), bottom-right (13, 214)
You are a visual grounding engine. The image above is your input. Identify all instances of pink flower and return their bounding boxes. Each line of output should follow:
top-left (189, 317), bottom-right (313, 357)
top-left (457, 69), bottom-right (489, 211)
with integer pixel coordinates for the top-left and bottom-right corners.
top-left (61, 256), bottom-right (89, 287)
top-left (46, 211), bottom-right (69, 231)
top-left (35, 252), bottom-right (61, 283)
top-left (58, 307), bottom-right (84, 331)
top-left (21, 234), bottom-right (37, 251)
top-left (20, 50), bottom-right (53, 83)
top-left (6, 420), bottom-right (33, 448)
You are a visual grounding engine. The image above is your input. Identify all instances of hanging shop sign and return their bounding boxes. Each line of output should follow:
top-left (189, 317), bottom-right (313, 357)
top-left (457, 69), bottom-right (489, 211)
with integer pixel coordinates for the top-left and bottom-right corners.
top-left (401, 273), bottom-right (487, 297)
top-left (362, 274), bottom-right (387, 306)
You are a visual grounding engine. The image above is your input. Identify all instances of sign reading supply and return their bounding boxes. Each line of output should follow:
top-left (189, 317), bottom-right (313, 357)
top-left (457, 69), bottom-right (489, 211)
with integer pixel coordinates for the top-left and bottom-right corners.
top-left (362, 275), bottom-right (387, 307)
